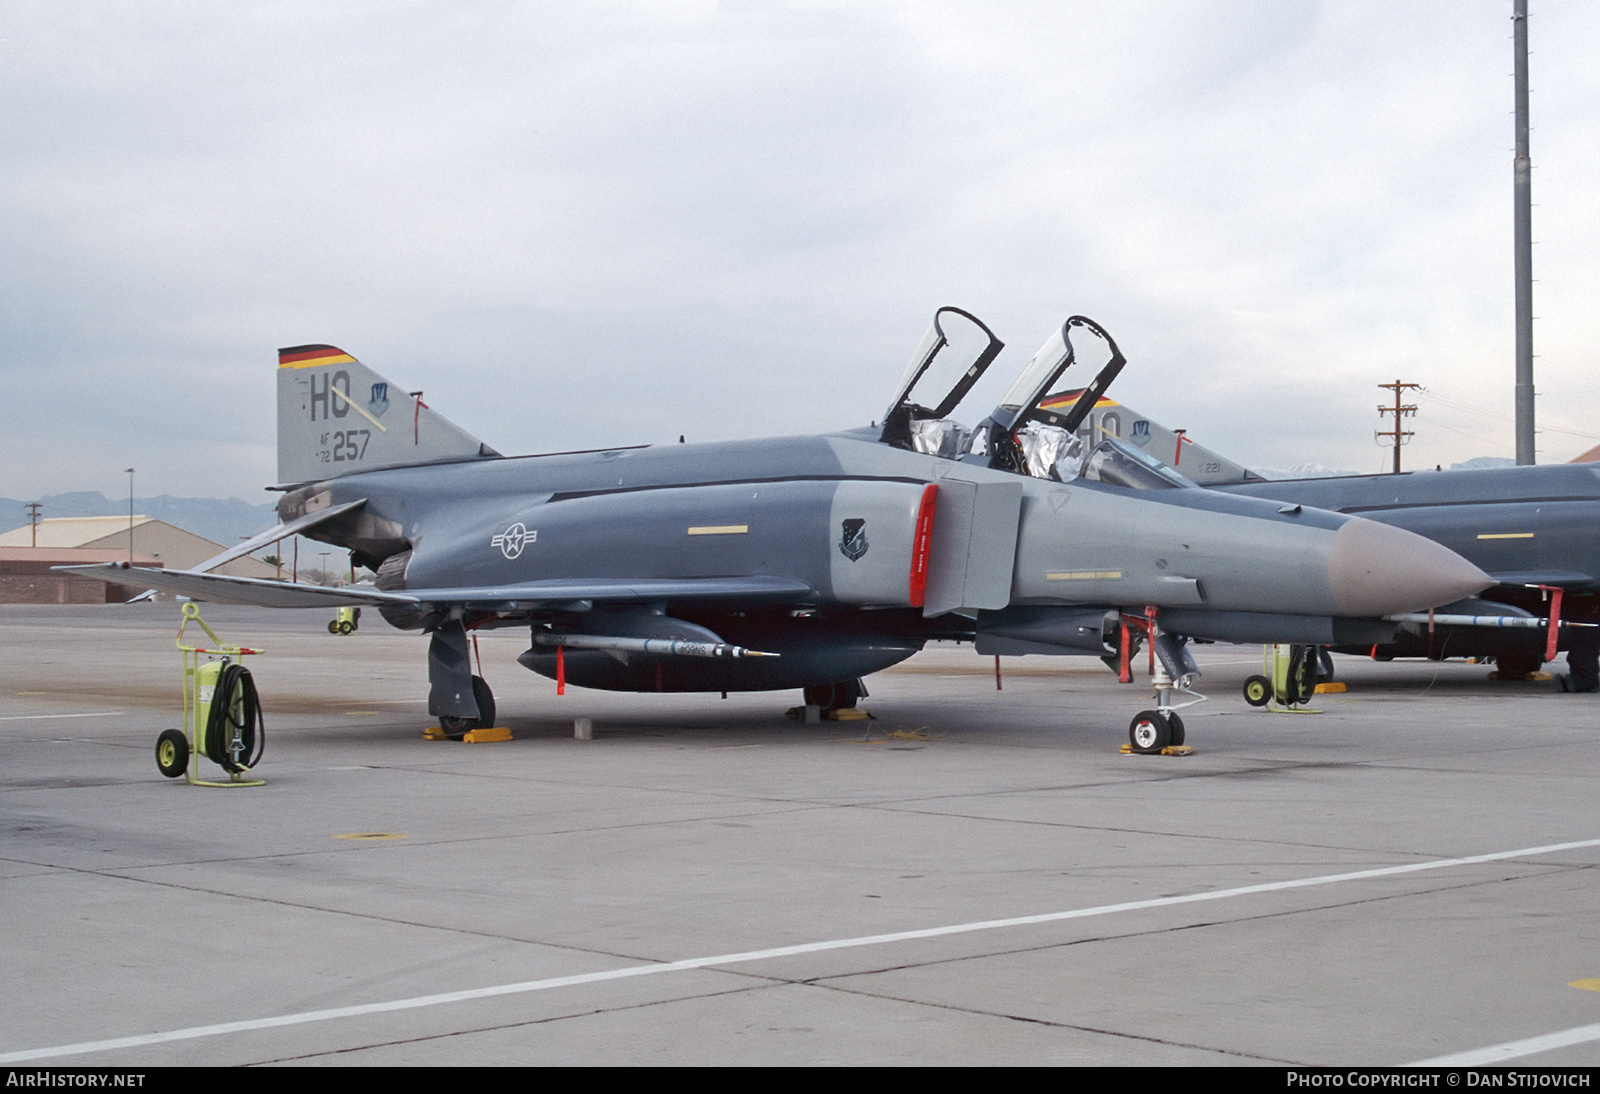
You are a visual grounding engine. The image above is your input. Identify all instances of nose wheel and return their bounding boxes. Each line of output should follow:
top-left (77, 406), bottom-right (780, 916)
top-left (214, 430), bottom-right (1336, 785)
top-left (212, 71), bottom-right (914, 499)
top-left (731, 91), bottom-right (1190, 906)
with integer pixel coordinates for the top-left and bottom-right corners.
top-left (1125, 616), bottom-right (1201, 754)
top-left (1128, 709), bottom-right (1187, 753)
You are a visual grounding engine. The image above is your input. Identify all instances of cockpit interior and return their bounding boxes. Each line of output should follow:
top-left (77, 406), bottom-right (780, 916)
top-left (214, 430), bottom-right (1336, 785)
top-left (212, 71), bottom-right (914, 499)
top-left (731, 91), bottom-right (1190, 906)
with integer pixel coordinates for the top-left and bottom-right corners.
top-left (879, 308), bottom-right (1196, 490)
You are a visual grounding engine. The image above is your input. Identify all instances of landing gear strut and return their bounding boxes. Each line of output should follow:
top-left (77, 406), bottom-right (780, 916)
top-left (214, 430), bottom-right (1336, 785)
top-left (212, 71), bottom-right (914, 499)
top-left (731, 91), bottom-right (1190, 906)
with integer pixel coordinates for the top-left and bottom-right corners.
top-left (1124, 610), bottom-right (1203, 754)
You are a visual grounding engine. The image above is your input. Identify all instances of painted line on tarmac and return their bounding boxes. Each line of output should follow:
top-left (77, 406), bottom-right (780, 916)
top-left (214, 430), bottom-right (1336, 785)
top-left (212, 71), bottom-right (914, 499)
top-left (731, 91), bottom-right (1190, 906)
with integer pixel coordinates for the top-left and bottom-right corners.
top-left (5, 836), bottom-right (1598, 1064)
top-left (0, 711), bottom-right (123, 722)
top-left (1412, 1020), bottom-right (1600, 1065)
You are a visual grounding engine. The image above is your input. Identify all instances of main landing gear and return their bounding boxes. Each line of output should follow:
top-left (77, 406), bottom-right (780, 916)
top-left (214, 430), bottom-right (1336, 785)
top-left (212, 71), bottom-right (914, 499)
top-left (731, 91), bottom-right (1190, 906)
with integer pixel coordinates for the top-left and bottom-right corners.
top-left (428, 619), bottom-right (497, 739)
top-left (440, 675), bottom-right (496, 739)
top-left (1123, 611), bottom-right (1203, 755)
top-left (802, 679), bottom-right (863, 712)
top-left (788, 678), bottom-right (871, 723)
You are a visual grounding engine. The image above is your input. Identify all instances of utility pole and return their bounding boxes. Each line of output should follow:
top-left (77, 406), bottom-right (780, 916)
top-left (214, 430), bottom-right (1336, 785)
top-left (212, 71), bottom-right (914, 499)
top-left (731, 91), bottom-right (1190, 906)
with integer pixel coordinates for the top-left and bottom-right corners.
top-left (124, 468), bottom-right (135, 563)
top-left (1377, 380), bottom-right (1420, 474)
top-left (1513, 0), bottom-right (1536, 464)
top-left (25, 502), bottom-right (41, 547)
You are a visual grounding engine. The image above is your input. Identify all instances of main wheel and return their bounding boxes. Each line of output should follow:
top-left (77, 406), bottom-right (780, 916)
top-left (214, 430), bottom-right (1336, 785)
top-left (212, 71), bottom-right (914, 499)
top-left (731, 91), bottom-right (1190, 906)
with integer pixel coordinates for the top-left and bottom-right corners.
top-left (441, 676), bottom-right (496, 739)
top-left (1165, 713), bottom-right (1185, 747)
top-left (471, 675), bottom-right (495, 728)
top-left (327, 620), bottom-right (339, 634)
top-left (1497, 651), bottom-right (1542, 677)
top-left (802, 682), bottom-right (858, 710)
top-left (338, 620), bottom-right (353, 635)
top-left (1243, 675), bottom-right (1271, 707)
top-left (1128, 710), bottom-right (1171, 754)
top-left (156, 729), bottom-right (188, 778)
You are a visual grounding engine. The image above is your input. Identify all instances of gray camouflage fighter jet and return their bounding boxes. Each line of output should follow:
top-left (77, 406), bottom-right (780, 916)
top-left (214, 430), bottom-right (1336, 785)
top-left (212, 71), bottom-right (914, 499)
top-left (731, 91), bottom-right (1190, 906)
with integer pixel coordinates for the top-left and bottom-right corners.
top-left (60, 310), bottom-right (1492, 750)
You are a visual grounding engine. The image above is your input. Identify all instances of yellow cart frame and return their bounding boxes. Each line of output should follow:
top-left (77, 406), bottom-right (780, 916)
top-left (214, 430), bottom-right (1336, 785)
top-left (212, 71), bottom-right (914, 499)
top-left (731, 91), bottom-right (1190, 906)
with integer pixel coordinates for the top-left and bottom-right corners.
top-left (161, 602), bottom-right (266, 786)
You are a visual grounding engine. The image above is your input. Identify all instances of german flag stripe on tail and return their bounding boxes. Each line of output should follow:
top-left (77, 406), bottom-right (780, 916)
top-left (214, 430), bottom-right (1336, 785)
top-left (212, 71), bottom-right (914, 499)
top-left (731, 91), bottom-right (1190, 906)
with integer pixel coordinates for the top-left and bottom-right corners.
top-left (278, 345), bottom-right (357, 369)
top-left (1037, 387), bottom-right (1119, 412)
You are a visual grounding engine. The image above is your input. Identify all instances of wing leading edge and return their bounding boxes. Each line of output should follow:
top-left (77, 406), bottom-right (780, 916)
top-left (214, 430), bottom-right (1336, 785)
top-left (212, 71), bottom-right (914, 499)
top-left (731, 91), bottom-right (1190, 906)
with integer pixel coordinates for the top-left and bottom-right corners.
top-left (52, 564), bottom-right (813, 611)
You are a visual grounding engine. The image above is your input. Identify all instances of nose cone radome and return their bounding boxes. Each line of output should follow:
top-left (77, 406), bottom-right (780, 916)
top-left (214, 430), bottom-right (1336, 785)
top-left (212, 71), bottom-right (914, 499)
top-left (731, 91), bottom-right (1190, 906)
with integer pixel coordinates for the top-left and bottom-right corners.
top-left (1328, 517), bottom-right (1493, 617)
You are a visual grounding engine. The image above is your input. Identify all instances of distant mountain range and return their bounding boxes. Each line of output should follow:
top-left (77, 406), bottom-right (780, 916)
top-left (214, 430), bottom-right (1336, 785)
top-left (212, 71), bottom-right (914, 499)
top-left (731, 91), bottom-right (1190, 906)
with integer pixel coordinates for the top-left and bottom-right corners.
top-left (1255, 464), bottom-right (1362, 480)
top-left (1450, 457), bottom-right (1517, 470)
top-left (1, 492), bottom-right (280, 549)
top-left (1256, 457), bottom-right (1516, 480)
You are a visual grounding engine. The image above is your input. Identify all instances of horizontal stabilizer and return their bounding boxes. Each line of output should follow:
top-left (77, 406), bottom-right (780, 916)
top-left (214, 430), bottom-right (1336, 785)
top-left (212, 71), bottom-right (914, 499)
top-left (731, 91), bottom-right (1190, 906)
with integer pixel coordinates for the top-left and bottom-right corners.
top-left (190, 499), bottom-right (368, 574)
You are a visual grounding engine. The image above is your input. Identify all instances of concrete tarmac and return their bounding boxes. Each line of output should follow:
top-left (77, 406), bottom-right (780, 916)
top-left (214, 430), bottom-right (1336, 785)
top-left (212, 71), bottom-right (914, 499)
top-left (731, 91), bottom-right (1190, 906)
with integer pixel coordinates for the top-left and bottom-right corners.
top-left (2, 603), bottom-right (1598, 1067)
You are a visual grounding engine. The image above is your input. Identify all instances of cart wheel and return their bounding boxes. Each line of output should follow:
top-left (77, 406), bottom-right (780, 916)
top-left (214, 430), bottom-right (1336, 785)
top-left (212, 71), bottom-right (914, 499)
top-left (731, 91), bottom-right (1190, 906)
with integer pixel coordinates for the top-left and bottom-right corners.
top-left (1243, 675), bottom-right (1271, 707)
top-left (328, 620), bottom-right (339, 634)
top-left (339, 620), bottom-right (353, 635)
top-left (156, 729), bottom-right (188, 778)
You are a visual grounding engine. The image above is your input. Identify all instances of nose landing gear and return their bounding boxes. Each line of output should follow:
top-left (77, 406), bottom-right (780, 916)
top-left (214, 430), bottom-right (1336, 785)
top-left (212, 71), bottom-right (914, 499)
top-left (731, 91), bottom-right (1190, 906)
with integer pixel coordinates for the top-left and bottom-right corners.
top-left (1123, 610), bottom-right (1201, 755)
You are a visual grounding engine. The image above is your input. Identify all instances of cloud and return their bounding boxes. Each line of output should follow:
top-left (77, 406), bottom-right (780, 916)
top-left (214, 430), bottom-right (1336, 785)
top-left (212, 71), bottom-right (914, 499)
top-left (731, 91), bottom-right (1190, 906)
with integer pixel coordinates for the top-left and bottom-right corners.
top-left (2, 1), bottom-right (1596, 502)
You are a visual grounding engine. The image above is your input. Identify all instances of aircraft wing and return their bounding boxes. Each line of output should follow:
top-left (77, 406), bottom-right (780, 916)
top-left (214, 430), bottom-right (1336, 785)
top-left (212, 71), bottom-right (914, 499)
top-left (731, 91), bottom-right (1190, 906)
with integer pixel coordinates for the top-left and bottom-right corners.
top-left (54, 565), bottom-right (408, 607)
top-left (54, 564), bottom-right (813, 611)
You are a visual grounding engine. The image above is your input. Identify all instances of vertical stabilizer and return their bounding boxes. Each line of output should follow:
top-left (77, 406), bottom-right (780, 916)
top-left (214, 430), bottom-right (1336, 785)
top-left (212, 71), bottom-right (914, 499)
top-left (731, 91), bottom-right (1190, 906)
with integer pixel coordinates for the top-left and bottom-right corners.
top-left (276, 345), bottom-right (499, 485)
top-left (1045, 390), bottom-right (1261, 485)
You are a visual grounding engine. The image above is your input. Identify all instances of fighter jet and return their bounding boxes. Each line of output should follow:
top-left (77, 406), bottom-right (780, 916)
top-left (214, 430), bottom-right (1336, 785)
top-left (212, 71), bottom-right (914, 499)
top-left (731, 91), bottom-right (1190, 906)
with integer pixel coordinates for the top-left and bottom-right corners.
top-left (1052, 390), bottom-right (1600, 678)
top-left (61, 310), bottom-right (1491, 750)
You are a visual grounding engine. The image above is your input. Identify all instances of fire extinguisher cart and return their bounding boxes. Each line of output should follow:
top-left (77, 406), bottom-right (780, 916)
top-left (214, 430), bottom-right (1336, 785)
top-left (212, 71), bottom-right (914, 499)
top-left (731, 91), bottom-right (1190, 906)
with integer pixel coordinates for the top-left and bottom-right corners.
top-left (154, 602), bottom-right (266, 787)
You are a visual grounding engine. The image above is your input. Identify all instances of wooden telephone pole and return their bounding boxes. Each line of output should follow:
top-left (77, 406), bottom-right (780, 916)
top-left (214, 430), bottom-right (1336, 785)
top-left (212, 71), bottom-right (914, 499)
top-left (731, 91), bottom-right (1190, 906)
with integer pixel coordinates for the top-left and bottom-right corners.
top-left (1377, 380), bottom-right (1420, 474)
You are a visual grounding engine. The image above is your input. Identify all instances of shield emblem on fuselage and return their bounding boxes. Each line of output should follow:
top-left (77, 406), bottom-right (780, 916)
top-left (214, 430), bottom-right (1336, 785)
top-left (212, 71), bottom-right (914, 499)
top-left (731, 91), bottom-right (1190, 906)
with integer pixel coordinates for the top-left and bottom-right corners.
top-left (839, 518), bottom-right (869, 562)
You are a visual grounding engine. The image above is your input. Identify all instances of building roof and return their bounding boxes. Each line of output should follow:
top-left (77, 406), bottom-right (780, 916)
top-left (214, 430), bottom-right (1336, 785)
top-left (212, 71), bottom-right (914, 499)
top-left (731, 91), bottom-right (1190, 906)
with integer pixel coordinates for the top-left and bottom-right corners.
top-left (0, 516), bottom-right (276, 579)
top-left (0, 516), bottom-right (154, 549)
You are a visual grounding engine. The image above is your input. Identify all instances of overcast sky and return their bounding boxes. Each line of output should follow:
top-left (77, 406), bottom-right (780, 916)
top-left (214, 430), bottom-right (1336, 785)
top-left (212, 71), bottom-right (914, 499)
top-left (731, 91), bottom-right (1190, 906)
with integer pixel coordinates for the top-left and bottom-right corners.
top-left (4, 1), bottom-right (1598, 503)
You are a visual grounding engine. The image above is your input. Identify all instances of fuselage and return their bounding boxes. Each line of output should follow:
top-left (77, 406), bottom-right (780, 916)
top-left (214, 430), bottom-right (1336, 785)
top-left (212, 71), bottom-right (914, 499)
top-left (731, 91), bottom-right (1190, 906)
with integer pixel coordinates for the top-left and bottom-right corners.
top-left (278, 427), bottom-right (1491, 692)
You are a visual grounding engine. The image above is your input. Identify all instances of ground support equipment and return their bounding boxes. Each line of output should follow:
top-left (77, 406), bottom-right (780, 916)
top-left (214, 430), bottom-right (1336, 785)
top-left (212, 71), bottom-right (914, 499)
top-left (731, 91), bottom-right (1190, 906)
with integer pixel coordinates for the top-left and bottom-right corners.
top-left (1242, 644), bottom-right (1325, 714)
top-left (155, 602), bottom-right (266, 786)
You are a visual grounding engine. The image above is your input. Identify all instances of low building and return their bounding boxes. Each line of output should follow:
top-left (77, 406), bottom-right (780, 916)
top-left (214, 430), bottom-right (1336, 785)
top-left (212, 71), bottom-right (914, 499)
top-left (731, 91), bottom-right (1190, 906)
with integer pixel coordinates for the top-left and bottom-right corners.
top-left (0, 547), bottom-right (163, 604)
top-left (0, 516), bottom-right (277, 580)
